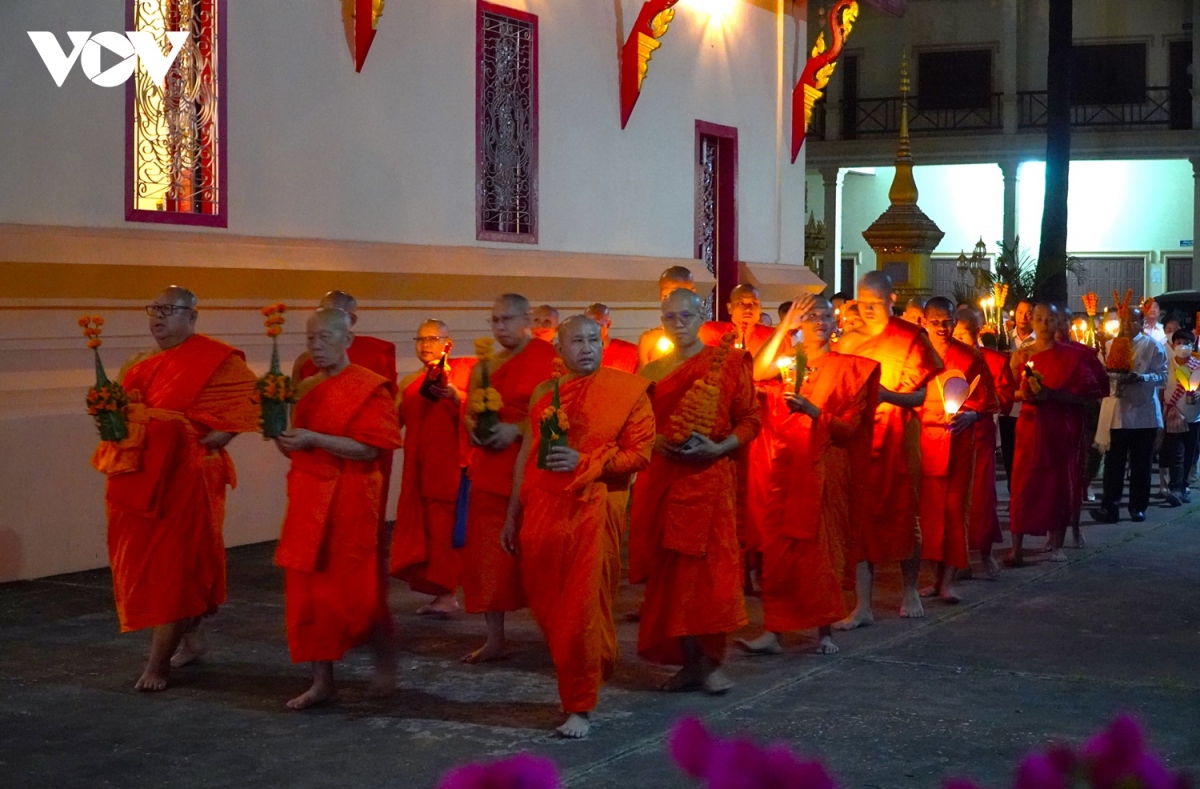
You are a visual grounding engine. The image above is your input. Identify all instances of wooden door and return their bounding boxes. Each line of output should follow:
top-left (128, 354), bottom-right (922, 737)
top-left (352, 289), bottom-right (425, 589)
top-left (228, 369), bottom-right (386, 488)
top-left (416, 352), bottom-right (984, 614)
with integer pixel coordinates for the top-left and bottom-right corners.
top-left (1069, 257), bottom-right (1145, 306)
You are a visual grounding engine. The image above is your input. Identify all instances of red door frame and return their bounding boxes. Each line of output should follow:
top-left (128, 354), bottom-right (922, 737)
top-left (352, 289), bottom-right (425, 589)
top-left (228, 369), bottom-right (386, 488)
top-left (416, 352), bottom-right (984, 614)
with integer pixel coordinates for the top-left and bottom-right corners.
top-left (695, 120), bottom-right (738, 321)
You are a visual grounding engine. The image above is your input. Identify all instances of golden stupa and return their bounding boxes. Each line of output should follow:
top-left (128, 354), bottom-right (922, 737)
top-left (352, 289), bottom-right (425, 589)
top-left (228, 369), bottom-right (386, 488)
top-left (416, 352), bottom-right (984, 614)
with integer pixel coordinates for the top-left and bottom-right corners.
top-left (861, 55), bottom-right (944, 301)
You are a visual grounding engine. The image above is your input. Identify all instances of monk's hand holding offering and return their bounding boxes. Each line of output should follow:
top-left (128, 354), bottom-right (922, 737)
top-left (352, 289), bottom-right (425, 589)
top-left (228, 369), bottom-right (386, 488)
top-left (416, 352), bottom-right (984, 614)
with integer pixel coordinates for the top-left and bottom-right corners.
top-left (428, 381), bottom-right (460, 404)
top-left (673, 432), bottom-right (731, 463)
top-left (275, 428), bottom-right (317, 454)
top-left (544, 445), bottom-right (580, 473)
top-left (200, 430), bottom-right (235, 449)
top-left (786, 392), bottom-right (821, 419)
top-left (947, 410), bottom-right (979, 435)
top-left (475, 421), bottom-right (521, 450)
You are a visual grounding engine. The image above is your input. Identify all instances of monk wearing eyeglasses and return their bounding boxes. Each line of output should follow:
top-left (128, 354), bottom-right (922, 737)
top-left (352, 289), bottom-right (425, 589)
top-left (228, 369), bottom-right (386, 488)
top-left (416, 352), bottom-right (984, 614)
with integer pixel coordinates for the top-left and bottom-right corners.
top-left (390, 320), bottom-right (475, 617)
top-left (90, 287), bottom-right (258, 691)
top-left (460, 294), bottom-right (558, 663)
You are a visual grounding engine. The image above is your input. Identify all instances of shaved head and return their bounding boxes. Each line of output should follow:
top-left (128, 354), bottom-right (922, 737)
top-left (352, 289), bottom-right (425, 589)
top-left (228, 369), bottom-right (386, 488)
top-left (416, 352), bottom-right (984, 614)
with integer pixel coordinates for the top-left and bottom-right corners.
top-left (320, 290), bottom-right (358, 316)
top-left (860, 270), bottom-right (895, 298)
top-left (584, 302), bottom-right (613, 342)
top-left (556, 315), bottom-right (603, 375)
top-left (491, 293), bottom-right (533, 350)
top-left (496, 293), bottom-right (531, 314)
top-left (157, 285), bottom-right (197, 309)
top-left (418, 318), bottom-right (449, 334)
top-left (414, 318), bottom-right (451, 364)
top-left (311, 307), bottom-right (352, 335)
top-left (954, 305), bottom-right (984, 338)
top-left (307, 307), bottom-right (354, 373)
top-left (730, 283), bottom-right (761, 301)
top-left (531, 304), bottom-right (560, 342)
top-left (658, 266), bottom-right (697, 301)
top-left (661, 288), bottom-right (706, 351)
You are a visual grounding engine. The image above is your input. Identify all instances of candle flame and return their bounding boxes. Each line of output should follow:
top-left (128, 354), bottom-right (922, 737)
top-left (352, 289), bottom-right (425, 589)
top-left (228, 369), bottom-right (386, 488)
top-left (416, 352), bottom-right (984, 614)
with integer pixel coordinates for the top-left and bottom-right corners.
top-left (656, 336), bottom-right (674, 353)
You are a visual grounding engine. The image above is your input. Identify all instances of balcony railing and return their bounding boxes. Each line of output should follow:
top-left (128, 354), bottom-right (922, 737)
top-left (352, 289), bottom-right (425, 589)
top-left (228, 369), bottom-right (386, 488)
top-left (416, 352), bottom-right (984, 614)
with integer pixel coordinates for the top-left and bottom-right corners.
top-left (845, 93), bottom-right (1004, 137)
top-left (1017, 87), bottom-right (1180, 129)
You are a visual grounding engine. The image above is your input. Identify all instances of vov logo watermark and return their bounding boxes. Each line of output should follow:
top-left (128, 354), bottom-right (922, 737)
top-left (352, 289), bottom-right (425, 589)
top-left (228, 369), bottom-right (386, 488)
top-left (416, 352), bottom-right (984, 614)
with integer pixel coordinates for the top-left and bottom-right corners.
top-left (28, 31), bottom-right (189, 87)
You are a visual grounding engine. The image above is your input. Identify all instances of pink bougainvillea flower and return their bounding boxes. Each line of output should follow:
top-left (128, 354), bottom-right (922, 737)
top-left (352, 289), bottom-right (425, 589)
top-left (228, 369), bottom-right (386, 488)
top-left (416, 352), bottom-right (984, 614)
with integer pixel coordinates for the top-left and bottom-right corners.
top-left (436, 754), bottom-right (560, 789)
top-left (1014, 752), bottom-right (1071, 789)
top-left (669, 716), bottom-right (713, 779)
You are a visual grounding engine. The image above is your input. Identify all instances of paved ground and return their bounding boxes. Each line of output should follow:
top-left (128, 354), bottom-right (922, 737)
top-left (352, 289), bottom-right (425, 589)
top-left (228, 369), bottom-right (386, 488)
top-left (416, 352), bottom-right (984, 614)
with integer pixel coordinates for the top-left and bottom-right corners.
top-left (2, 486), bottom-right (1198, 789)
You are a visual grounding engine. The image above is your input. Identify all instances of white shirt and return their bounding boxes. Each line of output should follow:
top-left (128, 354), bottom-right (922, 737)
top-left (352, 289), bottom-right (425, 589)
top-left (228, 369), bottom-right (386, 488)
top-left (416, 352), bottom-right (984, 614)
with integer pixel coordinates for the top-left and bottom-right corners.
top-left (1145, 324), bottom-right (1167, 345)
top-left (1006, 330), bottom-right (1036, 417)
top-left (1106, 333), bottom-right (1167, 430)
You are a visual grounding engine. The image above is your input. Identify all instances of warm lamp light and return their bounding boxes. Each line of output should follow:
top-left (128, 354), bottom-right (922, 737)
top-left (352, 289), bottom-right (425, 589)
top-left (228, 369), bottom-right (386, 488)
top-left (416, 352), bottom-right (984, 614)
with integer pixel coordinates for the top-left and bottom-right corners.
top-left (941, 375), bottom-right (969, 417)
top-left (656, 336), bottom-right (674, 354)
top-left (1104, 319), bottom-right (1120, 336)
top-left (686, 0), bottom-right (735, 23)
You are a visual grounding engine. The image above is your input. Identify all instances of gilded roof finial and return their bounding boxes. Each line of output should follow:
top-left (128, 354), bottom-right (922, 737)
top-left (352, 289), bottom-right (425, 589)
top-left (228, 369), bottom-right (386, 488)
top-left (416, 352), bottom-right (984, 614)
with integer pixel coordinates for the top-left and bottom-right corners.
top-left (888, 49), bottom-right (919, 206)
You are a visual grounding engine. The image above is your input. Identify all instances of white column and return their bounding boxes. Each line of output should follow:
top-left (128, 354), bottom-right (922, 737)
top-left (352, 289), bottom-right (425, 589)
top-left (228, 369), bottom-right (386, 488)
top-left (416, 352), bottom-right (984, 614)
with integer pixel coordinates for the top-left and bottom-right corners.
top-left (999, 158), bottom-right (1019, 249)
top-left (821, 166), bottom-right (844, 293)
top-left (1001, 0), bottom-right (1019, 133)
top-left (1191, 157), bottom-right (1200, 287)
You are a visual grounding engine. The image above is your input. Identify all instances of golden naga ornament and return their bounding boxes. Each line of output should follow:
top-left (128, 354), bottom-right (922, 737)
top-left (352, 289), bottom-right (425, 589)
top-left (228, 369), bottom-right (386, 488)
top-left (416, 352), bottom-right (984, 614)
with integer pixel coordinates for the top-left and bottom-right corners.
top-left (620, 1), bottom-right (682, 129)
top-left (791, 0), bottom-right (859, 161)
top-left (342, 0), bottom-right (386, 73)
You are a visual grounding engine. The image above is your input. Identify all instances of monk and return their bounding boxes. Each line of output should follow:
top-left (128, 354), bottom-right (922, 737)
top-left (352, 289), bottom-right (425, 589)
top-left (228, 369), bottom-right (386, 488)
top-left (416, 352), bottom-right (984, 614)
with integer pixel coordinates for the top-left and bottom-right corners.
top-left (531, 304), bottom-right (560, 343)
top-left (902, 297), bottom-right (928, 325)
top-left (586, 302), bottom-right (640, 374)
top-left (501, 315), bottom-right (655, 738)
top-left (737, 295), bottom-right (879, 656)
top-left (638, 266), bottom-right (698, 368)
top-left (701, 283), bottom-right (775, 354)
top-left (918, 297), bottom-right (998, 604)
top-left (954, 306), bottom-right (1016, 576)
top-left (292, 290), bottom-right (399, 643)
top-left (1055, 308), bottom-right (1108, 550)
top-left (273, 308), bottom-right (404, 710)
top-left (1007, 303), bottom-right (1107, 567)
top-left (390, 319), bottom-right (475, 616)
top-left (835, 271), bottom-right (942, 626)
top-left (91, 286), bottom-right (257, 691)
top-left (631, 289), bottom-right (761, 693)
top-left (461, 294), bottom-right (559, 663)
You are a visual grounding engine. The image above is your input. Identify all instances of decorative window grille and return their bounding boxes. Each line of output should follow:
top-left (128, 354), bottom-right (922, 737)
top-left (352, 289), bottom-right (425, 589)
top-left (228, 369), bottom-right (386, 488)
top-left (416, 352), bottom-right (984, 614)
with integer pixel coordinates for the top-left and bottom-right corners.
top-left (696, 138), bottom-right (718, 276)
top-left (126, 0), bottom-right (226, 227)
top-left (476, 2), bottom-right (538, 243)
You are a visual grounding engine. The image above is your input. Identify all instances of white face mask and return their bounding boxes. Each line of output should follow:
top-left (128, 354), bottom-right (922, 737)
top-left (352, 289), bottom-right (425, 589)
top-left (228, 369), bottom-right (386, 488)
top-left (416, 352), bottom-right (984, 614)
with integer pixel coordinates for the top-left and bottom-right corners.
top-left (1175, 346), bottom-right (1193, 360)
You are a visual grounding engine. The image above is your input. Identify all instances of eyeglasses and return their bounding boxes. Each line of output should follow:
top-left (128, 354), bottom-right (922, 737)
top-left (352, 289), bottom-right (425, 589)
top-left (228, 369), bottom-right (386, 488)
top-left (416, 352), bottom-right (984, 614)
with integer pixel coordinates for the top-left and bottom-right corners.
top-left (145, 304), bottom-right (194, 318)
top-left (414, 335), bottom-right (449, 344)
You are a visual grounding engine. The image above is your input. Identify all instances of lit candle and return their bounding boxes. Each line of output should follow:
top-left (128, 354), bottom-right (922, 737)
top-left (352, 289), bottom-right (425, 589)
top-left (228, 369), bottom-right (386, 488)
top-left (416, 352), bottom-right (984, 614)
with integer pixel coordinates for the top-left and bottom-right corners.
top-left (941, 376), bottom-right (969, 417)
top-left (656, 336), bottom-right (674, 354)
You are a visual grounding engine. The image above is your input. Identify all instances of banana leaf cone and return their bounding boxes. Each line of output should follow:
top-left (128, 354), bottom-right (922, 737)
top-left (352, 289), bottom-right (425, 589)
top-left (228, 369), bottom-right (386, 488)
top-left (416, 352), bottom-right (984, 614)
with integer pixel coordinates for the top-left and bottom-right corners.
top-left (93, 348), bottom-right (127, 442)
top-left (260, 341), bottom-right (289, 439)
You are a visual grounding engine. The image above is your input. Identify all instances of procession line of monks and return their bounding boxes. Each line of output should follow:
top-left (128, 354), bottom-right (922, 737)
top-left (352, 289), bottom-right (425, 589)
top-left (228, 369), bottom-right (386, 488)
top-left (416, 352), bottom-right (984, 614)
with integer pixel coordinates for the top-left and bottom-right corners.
top-left (91, 270), bottom-right (1107, 739)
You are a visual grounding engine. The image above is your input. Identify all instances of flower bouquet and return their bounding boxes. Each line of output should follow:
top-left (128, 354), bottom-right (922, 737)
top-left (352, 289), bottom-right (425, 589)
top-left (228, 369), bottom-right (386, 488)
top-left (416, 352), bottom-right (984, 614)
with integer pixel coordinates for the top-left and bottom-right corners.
top-left (536, 377), bottom-right (570, 470)
top-left (467, 338), bottom-right (503, 442)
top-left (663, 335), bottom-right (731, 446)
top-left (80, 316), bottom-right (129, 442)
top-left (256, 303), bottom-right (294, 438)
top-left (1105, 290), bottom-right (1135, 397)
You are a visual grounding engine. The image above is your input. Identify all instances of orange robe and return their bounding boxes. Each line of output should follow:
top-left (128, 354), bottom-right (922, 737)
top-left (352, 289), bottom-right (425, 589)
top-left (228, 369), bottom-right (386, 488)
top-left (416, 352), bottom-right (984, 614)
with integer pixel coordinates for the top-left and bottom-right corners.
top-left (92, 335), bottom-right (258, 633)
top-left (296, 334), bottom-right (399, 521)
top-left (919, 341), bottom-right (997, 570)
top-left (972, 347), bottom-right (1015, 551)
top-left (276, 364), bottom-right (403, 663)
top-left (762, 353), bottom-right (879, 633)
top-left (840, 318), bottom-right (942, 564)
top-left (520, 368), bottom-right (655, 713)
top-left (601, 338), bottom-right (640, 374)
top-left (1067, 341), bottom-right (1108, 527)
top-left (701, 321), bottom-right (778, 554)
top-left (390, 358), bottom-right (476, 595)
top-left (631, 344), bottom-right (761, 665)
top-left (1009, 343), bottom-right (1108, 537)
top-left (462, 338), bottom-right (558, 613)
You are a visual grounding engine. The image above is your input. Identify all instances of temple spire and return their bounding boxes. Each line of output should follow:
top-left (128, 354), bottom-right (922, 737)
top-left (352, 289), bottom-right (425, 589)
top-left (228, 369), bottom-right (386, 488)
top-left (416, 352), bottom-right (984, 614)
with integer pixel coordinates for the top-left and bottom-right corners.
top-left (888, 52), bottom-right (919, 206)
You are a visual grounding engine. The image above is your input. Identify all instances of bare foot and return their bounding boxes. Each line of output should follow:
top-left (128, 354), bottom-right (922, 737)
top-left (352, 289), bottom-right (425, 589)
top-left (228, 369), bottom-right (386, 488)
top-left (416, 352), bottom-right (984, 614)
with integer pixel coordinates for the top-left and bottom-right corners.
top-left (461, 640), bottom-right (511, 664)
top-left (939, 587), bottom-right (961, 605)
top-left (659, 666), bottom-right (703, 692)
top-left (833, 609), bottom-right (874, 631)
top-left (736, 632), bottom-right (783, 655)
top-left (984, 554), bottom-right (1001, 579)
top-left (1003, 551), bottom-right (1024, 568)
top-left (286, 684), bottom-right (336, 711)
top-left (134, 667), bottom-right (169, 692)
top-left (170, 631), bottom-right (208, 669)
top-left (899, 590), bottom-right (925, 618)
top-left (919, 585), bottom-right (940, 599)
top-left (416, 595), bottom-right (460, 618)
top-left (556, 713), bottom-right (591, 739)
top-left (702, 668), bottom-right (734, 695)
top-left (1049, 549), bottom-right (1068, 563)
top-left (1070, 532), bottom-right (1087, 549)
top-left (815, 635), bottom-right (840, 655)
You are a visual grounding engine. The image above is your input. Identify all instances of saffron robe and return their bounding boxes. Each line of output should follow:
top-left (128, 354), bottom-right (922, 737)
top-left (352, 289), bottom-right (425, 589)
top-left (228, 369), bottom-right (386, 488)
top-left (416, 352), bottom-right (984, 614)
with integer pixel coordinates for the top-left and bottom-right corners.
top-left (839, 318), bottom-right (943, 563)
top-left (919, 341), bottom-right (997, 569)
top-left (631, 345), bottom-right (761, 665)
top-left (93, 334), bottom-right (258, 632)
top-left (462, 338), bottom-right (558, 613)
top-left (520, 368), bottom-right (655, 713)
top-left (970, 347), bottom-right (1015, 551)
top-left (601, 338), bottom-right (640, 374)
top-left (276, 364), bottom-right (403, 663)
top-left (762, 352), bottom-right (879, 633)
top-left (390, 358), bottom-right (476, 595)
top-left (1009, 343), bottom-right (1108, 537)
top-left (1066, 341), bottom-right (1109, 526)
top-left (700, 321), bottom-right (778, 553)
